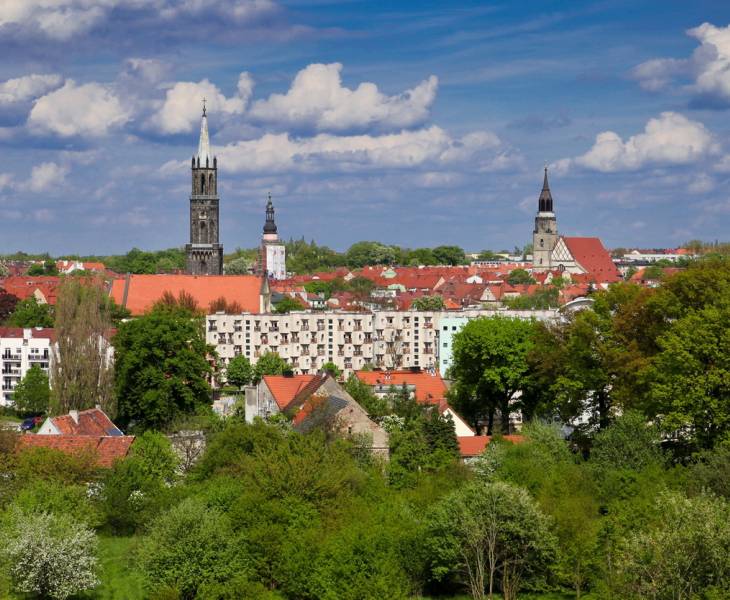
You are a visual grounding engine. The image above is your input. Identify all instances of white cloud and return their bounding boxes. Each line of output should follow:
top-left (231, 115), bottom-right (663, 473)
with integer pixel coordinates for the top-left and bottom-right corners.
top-left (632, 22), bottom-right (730, 105)
top-left (0, 74), bottom-right (63, 105)
top-left (0, 173), bottom-right (13, 190)
top-left (150, 74), bottom-right (252, 134)
top-left (27, 162), bottom-right (69, 192)
top-left (565, 112), bottom-right (717, 173)
top-left (0, 0), bottom-right (278, 40)
top-left (28, 80), bottom-right (130, 137)
top-left (213, 126), bottom-right (498, 173)
top-left (687, 173), bottom-right (715, 194)
top-left (249, 63), bottom-right (438, 133)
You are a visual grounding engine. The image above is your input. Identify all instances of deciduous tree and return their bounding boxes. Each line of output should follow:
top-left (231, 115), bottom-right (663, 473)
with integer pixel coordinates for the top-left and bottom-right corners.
top-left (12, 365), bottom-right (50, 415)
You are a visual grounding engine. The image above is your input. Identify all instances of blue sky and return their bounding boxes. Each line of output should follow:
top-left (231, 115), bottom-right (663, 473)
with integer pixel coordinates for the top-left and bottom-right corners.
top-left (1, 0), bottom-right (730, 255)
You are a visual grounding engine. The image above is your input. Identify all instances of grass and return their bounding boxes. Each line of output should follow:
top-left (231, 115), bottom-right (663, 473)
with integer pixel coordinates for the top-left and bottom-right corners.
top-left (91, 536), bottom-right (146, 600)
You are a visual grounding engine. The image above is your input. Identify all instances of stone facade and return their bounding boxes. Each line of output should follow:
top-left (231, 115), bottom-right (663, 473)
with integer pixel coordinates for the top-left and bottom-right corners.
top-left (208, 308), bottom-right (558, 380)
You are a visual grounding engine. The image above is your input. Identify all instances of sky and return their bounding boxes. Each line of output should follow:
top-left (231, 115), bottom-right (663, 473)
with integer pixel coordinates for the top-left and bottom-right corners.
top-left (1, 0), bottom-right (730, 255)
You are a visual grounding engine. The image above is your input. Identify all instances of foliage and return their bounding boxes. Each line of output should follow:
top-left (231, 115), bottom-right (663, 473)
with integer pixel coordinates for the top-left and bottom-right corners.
top-left (224, 255), bottom-right (253, 275)
top-left (411, 295), bottom-right (446, 310)
top-left (503, 286), bottom-right (559, 310)
top-left (426, 479), bottom-right (556, 600)
top-left (208, 296), bottom-right (243, 313)
top-left (273, 295), bottom-right (306, 313)
top-left (344, 374), bottom-right (389, 417)
top-left (616, 492), bottom-right (730, 599)
top-left (51, 278), bottom-right (115, 416)
top-left (0, 291), bottom-right (19, 322)
top-left (321, 361), bottom-right (341, 378)
top-left (7, 296), bottom-right (54, 327)
top-left (450, 317), bottom-right (536, 434)
top-left (3, 509), bottom-right (99, 599)
top-left (590, 410), bottom-right (664, 472)
top-left (226, 355), bottom-right (254, 388)
top-left (113, 304), bottom-right (212, 431)
top-left (507, 268), bottom-right (536, 285)
top-left (253, 352), bottom-right (290, 383)
top-left (11, 364), bottom-right (50, 415)
top-left (432, 245), bottom-right (467, 266)
top-left (103, 247), bottom-right (186, 274)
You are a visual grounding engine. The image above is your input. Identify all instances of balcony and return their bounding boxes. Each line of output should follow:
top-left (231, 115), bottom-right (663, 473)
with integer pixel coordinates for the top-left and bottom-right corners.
top-left (2, 354), bottom-right (21, 361)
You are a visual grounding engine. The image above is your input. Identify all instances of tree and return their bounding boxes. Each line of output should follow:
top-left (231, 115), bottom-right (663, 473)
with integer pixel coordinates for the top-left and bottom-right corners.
top-left (506, 268), bottom-right (535, 285)
top-left (347, 275), bottom-right (375, 300)
top-left (224, 255), bottom-right (252, 275)
top-left (12, 365), bottom-right (50, 415)
top-left (114, 304), bottom-right (212, 430)
top-left (138, 497), bottom-right (241, 598)
top-left (478, 250), bottom-right (500, 261)
top-left (344, 374), bottom-right (388, 417)
top-left (226, 355), bottom-right (254, 388)
top-left (426, 480), bottom-right (555, 600)
top-left (253, 352), bottom-right (289, 383)
top-left (647, 302), bottom-right (730, 449)
top-left (3, 510), bottom-right (99, 599)
top-left (273, 295), bottom-right (306, 313)
top-left (411, 295), bottom-right (445, 311)
top-left (503, 287), bottom-right (559, 310)
top-left (433, 245), bottom-right (466, 266)
top-left (616, 492), bottom-right (730, 599)
top-left (345, 241), bottom-right (399, 268)
top-left (0, 290), bottom-right (19, 321)
top-left (590, 411), bottom-right (663, 471)
top-left (51, 279), bottom-right (115, 416)
top-left (321, 361), bottom-right (341, 379)
top-left (7, 297), bottom-right (53, 328)
top-left (450, 317), bottom-right (536, 434)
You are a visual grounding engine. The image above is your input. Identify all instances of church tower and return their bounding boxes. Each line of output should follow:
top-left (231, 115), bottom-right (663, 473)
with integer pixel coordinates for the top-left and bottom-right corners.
top-left (185, 103), bottom-right (223, 275)
top-left (259, 193), bottom-right (286, 280)
top-left (532, 167), bottom-right (558, 271)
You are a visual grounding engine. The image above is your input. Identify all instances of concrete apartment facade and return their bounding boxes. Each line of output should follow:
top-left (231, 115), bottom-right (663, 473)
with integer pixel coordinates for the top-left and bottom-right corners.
top-left (207, 308), bottom-right (558, 380)
top-left (0, 328), bottom-right (54, 406)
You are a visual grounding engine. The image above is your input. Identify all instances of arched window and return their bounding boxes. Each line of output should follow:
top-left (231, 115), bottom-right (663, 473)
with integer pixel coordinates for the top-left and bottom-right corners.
top-left (209, 174), bottom-right (214, 193)
top-left (200, 174), bottom-right (205, 193)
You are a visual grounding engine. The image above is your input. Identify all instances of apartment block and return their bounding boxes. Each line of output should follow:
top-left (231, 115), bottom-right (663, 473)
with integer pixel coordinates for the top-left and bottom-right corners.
top-left (0, 327), bottom-right (54, 406)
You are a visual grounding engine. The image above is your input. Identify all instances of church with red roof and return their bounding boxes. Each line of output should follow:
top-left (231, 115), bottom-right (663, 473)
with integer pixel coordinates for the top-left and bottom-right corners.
top-left (531, 168), bottom-right (621, 284)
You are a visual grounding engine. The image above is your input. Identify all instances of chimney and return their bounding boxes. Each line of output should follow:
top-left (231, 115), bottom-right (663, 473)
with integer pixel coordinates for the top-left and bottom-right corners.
top-left (69, 410), bottom-right (79, 423)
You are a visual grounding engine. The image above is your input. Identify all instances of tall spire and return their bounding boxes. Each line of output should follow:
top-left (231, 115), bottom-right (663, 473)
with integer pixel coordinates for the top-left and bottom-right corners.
top-left (263, 192), bottom-right (277, 235)
top-left (538, 165), bottom-right (553, 213)
top-left (197, 100), bottom-right (212, 167)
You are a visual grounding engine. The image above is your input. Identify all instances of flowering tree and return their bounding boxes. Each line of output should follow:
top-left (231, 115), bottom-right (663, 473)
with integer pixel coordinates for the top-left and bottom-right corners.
top-left (4, 511), bottom-right (99, 599)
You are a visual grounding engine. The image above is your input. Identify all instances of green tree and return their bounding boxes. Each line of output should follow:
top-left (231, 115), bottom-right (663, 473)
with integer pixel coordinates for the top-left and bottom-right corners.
top-left (590, 410), bottom-right (664, 471)
top-left (321, 361), bottom-right (341, 379)
top-left (273, 295), bottom-right (306, 313)
top-left (426, 479), bottom-right (556, 600)
top-left (450, 317), bottom-right (536, 434)
top-left (506, 268), bottom-right (536, 285)
top-left (3, 510), bottom-right (99, 600)
top-left (7, 297), bottom-right (53, 327)
top-left (411, 295), bottom-right (445, 311)
top-left (226, 355), bottom-right (254, 388)
top-left (253, 352), bottom-right (289, 383)
top-left (345, 241), bottom-right (399, 268)
top-left (224, 255), bottom-right (252, 275)
top-left (405, 247), bottom-right (437, 266)
top-left (138, 497), bottom-right (242, 599)
top-left (113, 304), bottom-right (212, 430)
top-left (432, 245), bottom-right (466, 266)
top-left (477, 250), bottom-right (500, 261)
top-left (11, 365), bottom-right (50, 415)
top-left (647, 301), bottom-right (730, 449)
top-left (616, 492), bottom-right (730, 599)
top-left (503, 287), bottom-right (559, 309)
top-left (347, 275), bottom-right (375, 299)
top-left (344, 374), bottom-right (388, 417)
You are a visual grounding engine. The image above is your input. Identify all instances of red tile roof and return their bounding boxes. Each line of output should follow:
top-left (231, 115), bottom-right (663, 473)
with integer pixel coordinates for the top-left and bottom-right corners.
top-left (47, 408), bottom-right (122, 436)
top-left (263, 374), bottom-right (318, 410)
top-left (0, 276), bottom-right (62, 304)
top-left (110, 274), bottom-right (263, 316)
top-left (354, 370), bottom-right (447, 404)
top-left (458, 435), bottom-right (525, 457)
top-left (17, 434), bottom-right (134, 468)
top-left (562, 237), bottom-right (621, 283)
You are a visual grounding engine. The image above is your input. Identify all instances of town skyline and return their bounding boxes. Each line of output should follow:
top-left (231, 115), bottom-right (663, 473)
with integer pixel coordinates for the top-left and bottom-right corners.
top-left (1, 1), bottom-right (730, 254)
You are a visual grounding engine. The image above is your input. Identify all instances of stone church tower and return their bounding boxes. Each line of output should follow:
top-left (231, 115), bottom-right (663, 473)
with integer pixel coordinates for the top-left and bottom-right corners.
top-left (185, 104), bottom-right (223, 275)
top-left (260, 194), bottom-right (286, 280)
top-left (532, 167), bottom-right (559, 270)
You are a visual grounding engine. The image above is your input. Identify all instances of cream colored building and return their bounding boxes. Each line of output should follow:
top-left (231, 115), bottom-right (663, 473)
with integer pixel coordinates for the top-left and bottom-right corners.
top-left (207, 308), bottom-right (558, 380)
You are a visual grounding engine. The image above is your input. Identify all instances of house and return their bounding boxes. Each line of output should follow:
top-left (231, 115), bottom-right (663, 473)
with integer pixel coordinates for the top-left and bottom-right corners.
top-left (458, 434), bottom-right (525, 462)
top-left (110, 273), bottom-right (269, 316)
top-left (17, 434), bottom-right (134, 468)
top-left (0, 327), bottom-right (54, 407)
top-left (245, 373), bottom-right (389, 457)
top-left (37, 407), bottom-right (123, 436)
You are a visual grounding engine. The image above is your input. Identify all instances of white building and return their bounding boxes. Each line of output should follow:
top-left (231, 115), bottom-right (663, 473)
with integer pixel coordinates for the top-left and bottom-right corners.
top-left (260, 194), bottom-right (286, 280)
top-left (0, 327), bottom-right (54, 407)
top-left (207, 308), bottom-right (558, 381)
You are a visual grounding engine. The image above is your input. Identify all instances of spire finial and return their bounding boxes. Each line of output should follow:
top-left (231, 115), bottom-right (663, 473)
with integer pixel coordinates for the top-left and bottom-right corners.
top-left (202, 97), bottom-right (207, 117)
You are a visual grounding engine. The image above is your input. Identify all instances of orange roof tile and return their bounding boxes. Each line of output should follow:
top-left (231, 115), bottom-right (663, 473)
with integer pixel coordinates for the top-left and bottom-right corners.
top-left (49, 408), bottom-right (122, 436)
top-left (110, 274), bottom-right (263, 316)
top-left (17, 434), bottom-right (134, 468)
top-left (263, 374), bottom-right (318, 410)
top-left (458, 435), bottom-right (525, 457)
top-left (562, 237), bottom-right (621, 283)
top-left (354, 370), bottom-right (447, 404)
